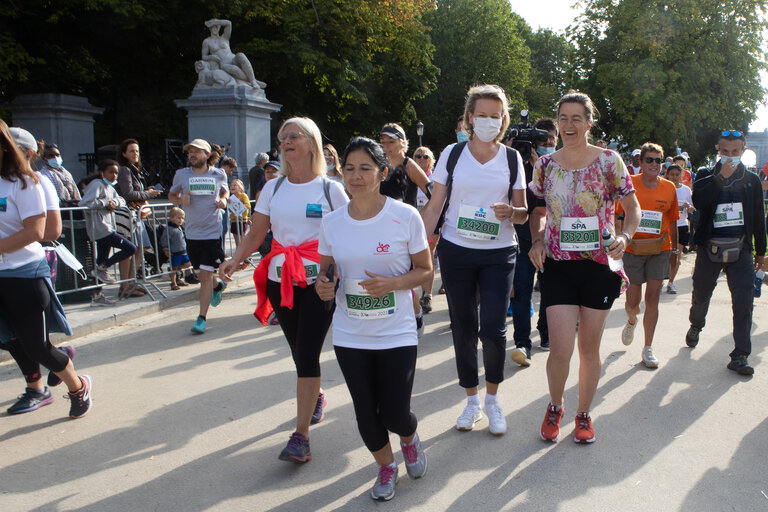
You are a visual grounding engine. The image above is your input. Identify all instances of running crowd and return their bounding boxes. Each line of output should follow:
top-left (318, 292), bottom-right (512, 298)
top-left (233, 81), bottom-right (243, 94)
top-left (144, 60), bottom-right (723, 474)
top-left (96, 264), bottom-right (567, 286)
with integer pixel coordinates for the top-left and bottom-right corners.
top-left (1, 84), bottom-right (764, 502)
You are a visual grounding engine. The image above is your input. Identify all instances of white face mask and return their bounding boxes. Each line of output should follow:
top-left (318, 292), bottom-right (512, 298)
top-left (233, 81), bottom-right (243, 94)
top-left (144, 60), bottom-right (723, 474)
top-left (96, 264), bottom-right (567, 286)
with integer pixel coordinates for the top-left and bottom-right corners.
top-left (472, 117), bottom-right (502, 142)
top-left (718, 155), bottom-right (741, 167)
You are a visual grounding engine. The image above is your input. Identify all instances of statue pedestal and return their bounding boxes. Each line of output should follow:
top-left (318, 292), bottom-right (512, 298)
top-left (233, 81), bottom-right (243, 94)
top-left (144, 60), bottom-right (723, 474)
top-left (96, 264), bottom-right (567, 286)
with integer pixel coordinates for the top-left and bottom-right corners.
top-left (175, 87), bottom-right (281, 188)
top-left (5, 93), bottom-right (103, 182)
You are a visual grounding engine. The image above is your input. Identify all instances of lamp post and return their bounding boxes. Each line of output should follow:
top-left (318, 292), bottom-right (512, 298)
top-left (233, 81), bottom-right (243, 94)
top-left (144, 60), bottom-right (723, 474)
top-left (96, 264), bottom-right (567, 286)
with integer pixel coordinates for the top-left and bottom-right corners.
top-left (416, 120), bottom-right (424, 147)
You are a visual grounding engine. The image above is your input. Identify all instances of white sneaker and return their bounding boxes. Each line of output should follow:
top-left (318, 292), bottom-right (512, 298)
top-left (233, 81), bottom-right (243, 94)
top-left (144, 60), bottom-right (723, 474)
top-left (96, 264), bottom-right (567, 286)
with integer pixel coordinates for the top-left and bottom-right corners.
top-left (666, 282), bottom-right (677, 294)
top-left (642, 346), bottom-right (659, 368)
top-left (510, 347), bottom-right (531, 367)
top-left (91, 266), bottom-right (115, 284)
top-left (485, 401), bottom-right (507, 435)
top-left (621, 321), bottom-right (636, 346)
top-left (456, 403), bottom-right (483, 431)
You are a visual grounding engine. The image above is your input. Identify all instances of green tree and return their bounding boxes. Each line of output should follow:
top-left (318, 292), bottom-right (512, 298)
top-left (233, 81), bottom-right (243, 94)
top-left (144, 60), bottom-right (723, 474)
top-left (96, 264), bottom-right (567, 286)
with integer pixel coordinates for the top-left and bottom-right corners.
top-left (570, 0), bottom-right (768, 162)
top-left (415, 0), bottom-right (531, 152)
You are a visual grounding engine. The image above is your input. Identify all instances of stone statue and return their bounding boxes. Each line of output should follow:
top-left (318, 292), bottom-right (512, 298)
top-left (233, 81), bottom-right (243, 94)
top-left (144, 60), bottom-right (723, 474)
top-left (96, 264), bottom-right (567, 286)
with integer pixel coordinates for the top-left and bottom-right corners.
top-left (197, 19), bottom-right (266, 90)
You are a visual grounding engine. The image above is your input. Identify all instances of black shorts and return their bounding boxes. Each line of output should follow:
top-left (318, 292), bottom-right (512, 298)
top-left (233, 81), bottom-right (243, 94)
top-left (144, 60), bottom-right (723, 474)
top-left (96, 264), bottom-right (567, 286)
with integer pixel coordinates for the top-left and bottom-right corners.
top-left (540, 258), bottom-right (621, 310)
top-left (186, 238), bottom-right (225, 272)
top-left (677, 225), bottom-right (690, 246)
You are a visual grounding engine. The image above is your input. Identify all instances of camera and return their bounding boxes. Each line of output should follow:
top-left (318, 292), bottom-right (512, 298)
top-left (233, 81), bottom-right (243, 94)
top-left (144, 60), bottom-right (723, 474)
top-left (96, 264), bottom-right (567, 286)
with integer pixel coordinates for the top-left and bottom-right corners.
top-left (505, 109), bottom-right (549, 162)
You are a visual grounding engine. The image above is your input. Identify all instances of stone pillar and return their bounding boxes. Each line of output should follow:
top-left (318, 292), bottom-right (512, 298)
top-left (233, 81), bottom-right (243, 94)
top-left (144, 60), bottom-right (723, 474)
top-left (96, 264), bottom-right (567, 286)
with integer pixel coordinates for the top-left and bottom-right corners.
top-left (5, 93), bottom-right (104, 182)
top-left (175, 86), bottom-right (281, 191)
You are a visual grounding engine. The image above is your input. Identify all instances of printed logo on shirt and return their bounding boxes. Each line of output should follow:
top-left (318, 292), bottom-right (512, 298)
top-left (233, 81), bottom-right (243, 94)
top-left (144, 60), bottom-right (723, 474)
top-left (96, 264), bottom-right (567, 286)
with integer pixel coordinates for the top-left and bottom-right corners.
top-left (306, 203), bottom-right (323, 218)
top-left (0, 197), bottom-right (6, 212)
top-left (375, 242), bottom-right (390, 254)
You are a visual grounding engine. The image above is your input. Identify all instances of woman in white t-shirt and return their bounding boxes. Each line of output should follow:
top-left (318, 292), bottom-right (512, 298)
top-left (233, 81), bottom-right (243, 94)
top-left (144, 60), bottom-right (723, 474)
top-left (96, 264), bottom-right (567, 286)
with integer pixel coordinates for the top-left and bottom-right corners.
top-left (219, 117), bottom-right (349, 464)
top-left (420, 85), bottom-right (528, 436)
top-left (665, 163), bottom-right (694, 294)
top-left (316, 137), bottom-right (432, 501)
top-left (0, 120), bottom-right (92, 418)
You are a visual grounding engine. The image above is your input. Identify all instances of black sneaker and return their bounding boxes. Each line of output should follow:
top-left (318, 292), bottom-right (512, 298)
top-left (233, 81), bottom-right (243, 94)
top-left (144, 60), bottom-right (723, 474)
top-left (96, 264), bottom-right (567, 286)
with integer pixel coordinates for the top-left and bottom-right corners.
top-left (65, 375), bottom-right (92, 419)
top-left (184, 273), bottom-right (200, 285)
top-left (685, 326), bottom-right (701, 348)
top-left (727, 356), bottom-right (754, 376)
top-left (7, 387), bottom-right (54, 414)
top-left (416, 315), bottom-right (424, 339)
top-left (540, 339), bottom-right (550, 351)
top-left (48, 346), bottom-right (75, 387)
top-left (311, 392), bottom-right (327, 424)
top-left (420, 294), bottom-right (433, 314)
top-left (278, 432), bottom-right (311, 463)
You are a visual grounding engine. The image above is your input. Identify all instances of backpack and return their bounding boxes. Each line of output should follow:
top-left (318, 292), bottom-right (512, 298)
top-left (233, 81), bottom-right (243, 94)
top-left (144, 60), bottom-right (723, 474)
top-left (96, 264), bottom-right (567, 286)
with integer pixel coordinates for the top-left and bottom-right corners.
top-left (436, 142), bottom-right (519, 231)
top-left (272, 175), bottom-right (335, 211)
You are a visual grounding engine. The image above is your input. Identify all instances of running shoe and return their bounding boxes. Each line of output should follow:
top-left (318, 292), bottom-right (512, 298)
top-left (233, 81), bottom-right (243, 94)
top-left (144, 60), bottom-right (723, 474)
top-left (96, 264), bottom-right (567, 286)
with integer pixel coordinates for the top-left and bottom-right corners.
top-left (485, 401), bottom-right (507, 435)
top-left (727, 355), bottom-right (754, 376)
top-left (191, 317), bottom-right (206, 334)
top-left (185, 273), bottom-right (200, 285)
top-left (540, 403), bottom-right (564, 442)
top-left (621, 321), bottom-right (636, 346)
top-left (416, 315), bottom-right (424, 339)
top-left (540, 339), bottom-right (550, 351)
top-left (420, 294), bottom-right (432, 314)
top-left (400, 433), bottom-right (427, 479)
top-left (66, 375), bottom-right (92, 419)
top-left (48, 346), bottom-right (75, 387)
top-left (666, 282), bottom-right (677, 294)
top-left (7, 387), bottom-right (54, 414)
top-left (310, 392), bottom-right (327, 424)
top-left (210, 281), bottom-right (227, 307)
top-left (642, 346), bottom-right (659, 368)
top-left (685, 326), bottom-right (700, 348)
top-left (510, 347), bottom-right (531, 367)
top-left (573, 412), bottom-right (595, 444)
top-left (91, 266), bottom-right (115, 284)
top-left (371, 463), bottom-right (398, 501)
top-left (90, 294), bottom-right (116, 307)
top-left (506, 302), bottom-right (514, 317)
top-left (456, 402), bottom-right (483, 431)
top-left (278, 432), bottom-right (312, 463)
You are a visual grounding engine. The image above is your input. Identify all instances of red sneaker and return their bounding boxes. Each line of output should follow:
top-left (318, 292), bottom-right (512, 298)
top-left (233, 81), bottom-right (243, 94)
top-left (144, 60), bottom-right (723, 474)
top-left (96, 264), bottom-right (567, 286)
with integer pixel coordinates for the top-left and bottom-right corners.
top-left (540, 403), bottom-right (564, 442)
top-left (573, 412), bottom-right (595, 444)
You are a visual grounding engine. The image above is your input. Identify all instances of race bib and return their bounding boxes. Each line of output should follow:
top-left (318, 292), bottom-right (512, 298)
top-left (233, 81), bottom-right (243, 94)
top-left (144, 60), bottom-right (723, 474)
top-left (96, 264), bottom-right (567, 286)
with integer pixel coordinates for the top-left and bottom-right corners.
top-left (713, 202), bottom-right (744, 228)
top-left (306, 203), bottom-right (323, 218)
top-left (189, 177), bottom-right (216, 196)
top-left (637, 210), bottom-right (663, 234)
top-left (416, 195), bottom-right (428, 211)
top-left (228, 196), bottom-right (247, 216)
top-left (343, 280), bottom-right (396, 320)
top-left (276, 263), bottom-right (318, 282)
top-left (559, 216), bottom-right (599, 251)
top-left (0, 197), bottom-right (7, 212)
top-left (456, 204), bottom-right (501, 240)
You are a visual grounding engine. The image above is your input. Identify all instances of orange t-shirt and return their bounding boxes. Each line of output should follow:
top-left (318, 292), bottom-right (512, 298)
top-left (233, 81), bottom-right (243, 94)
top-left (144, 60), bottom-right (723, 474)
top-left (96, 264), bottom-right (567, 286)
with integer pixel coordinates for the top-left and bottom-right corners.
top-left (617, 175), bottom-right (679, 253)
top-left (681, 169), bottom-right (693, 188)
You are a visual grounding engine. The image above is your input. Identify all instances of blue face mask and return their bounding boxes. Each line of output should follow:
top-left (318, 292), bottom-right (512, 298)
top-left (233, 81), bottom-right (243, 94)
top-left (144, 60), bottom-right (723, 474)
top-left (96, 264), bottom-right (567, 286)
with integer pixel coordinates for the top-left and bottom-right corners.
top-left (719, 156), bottom-right (741, 166)
top-left (103, 177), bottom-right (118, 186)
top-left (48, 156), bottom-right (63, 168)
top-left (536, 146), bottom-right (555, 156)
top-left (456, 131), bottom-right (469, 143)
top-left (664, 161), bottom-right (671, 168)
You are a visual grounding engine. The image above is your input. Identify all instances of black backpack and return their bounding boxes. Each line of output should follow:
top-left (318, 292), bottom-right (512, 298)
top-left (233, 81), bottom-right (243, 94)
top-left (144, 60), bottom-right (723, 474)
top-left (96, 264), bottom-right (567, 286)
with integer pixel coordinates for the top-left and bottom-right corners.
top-left (436, 142), bottom-right (520, 231)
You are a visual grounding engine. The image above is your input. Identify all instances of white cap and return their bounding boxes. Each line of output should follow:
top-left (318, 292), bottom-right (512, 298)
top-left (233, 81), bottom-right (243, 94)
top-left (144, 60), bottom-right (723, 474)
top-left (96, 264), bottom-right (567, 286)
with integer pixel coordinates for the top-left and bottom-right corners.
top-left (9, 127), bottom-right (37, 152)
top-left (631, 149), bottom-right (641, 157)
top-left (184, 138), bottom-right (212, 153)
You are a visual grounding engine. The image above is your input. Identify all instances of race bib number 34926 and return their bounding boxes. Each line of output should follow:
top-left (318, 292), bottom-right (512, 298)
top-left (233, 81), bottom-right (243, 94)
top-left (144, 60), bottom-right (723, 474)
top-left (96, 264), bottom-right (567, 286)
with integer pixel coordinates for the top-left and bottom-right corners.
top-left (343, 281), bottom-right (396, 320)
top-left (456, 204), bottom-right (500, 240)
top-left (559, 216), bottom-right (599, 251)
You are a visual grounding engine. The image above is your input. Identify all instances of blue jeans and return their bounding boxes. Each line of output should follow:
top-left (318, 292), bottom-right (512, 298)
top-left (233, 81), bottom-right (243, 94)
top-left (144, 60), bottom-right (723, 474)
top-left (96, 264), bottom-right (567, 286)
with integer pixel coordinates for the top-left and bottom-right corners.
top-left (96, 233), bottom-right (137, 268)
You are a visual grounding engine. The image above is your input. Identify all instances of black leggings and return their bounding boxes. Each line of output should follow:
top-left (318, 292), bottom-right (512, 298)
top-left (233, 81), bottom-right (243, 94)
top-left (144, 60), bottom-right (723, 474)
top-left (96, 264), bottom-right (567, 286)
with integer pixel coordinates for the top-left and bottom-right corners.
top-left (334, 345), bottom-right (418, 452)
top-left (0, 277), bottom-right (69, 381)
top-left (266, 279), bottom-right (333, 378)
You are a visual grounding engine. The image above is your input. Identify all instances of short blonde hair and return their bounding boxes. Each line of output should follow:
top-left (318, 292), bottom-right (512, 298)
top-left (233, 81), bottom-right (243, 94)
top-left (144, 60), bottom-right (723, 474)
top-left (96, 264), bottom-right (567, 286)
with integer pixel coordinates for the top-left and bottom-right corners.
top-left (230, 179), bottom-right (244, 192)
top-left (380, 123), bottom-right (409, 154)
top-left (640, 142), bottom-right (664, 161)
top-left (169, 207), bottom-right (185, 219)
top-left (277, 117), bottom-right (325, 177)
top-left (463, 85), bottom-right (511, 143)
top-left (413, 146), bottom-right (434, 162)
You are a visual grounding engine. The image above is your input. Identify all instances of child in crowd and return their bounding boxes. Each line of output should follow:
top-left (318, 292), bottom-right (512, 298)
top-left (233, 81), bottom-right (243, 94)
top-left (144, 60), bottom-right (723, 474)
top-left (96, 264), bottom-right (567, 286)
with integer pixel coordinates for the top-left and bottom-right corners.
top-left (228, 179), bottom-right (250, 248)
top-left (80, 159), bottom-right (137, 285)
top-left (162, 207), bottom-right (192, 290)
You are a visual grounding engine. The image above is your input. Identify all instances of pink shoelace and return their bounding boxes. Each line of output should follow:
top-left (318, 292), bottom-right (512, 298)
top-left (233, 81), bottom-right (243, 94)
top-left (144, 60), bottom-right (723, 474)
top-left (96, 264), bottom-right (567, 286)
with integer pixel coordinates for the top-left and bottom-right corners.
top-left (402, 442), bottom-right (418, 464)
top-left (378, 464), bottom-right (396, 484)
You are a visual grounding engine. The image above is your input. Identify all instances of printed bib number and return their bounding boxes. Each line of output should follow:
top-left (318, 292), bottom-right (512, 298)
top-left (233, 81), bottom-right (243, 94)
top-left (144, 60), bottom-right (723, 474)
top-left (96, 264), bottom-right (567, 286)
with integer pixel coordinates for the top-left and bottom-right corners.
top-left (713, 202), bottom-right (744, 228)
top-left (0, 197), bottom-right (7, 212)
top-left (343, 280), bottom-right (396, 320)
top-left (276, 264), bottom-right (318, 280)
top-left (637, 210), bottom-right (663, 234)
top-left (559, 216), bottom-right (599, 251)
top-left (456, 204), bottom-right (500, 240)
top-left (189, 177), bottom-right (216, 196)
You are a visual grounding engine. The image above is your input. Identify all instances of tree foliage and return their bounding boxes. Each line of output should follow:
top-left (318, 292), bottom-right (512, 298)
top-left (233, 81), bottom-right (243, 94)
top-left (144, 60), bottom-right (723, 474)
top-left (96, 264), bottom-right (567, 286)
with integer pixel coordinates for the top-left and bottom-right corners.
top-left (570, 0), bottom-right (768, 162)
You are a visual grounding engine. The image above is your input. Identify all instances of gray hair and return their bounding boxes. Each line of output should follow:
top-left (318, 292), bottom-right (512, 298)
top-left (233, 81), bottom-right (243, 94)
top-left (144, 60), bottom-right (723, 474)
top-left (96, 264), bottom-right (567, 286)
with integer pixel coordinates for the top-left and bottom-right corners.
top-left (254, 152), bottom-right (269, 166)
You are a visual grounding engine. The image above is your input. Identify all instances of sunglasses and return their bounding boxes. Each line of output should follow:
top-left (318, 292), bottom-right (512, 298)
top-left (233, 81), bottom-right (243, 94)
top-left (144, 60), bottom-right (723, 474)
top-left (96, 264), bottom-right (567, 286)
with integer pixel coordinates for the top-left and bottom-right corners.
top-left (644, 157), bottom-right (663, 164)
top-left (721, 130), bottom-right (742, 138)
top-left (414, 154), bottom-right (431, 159)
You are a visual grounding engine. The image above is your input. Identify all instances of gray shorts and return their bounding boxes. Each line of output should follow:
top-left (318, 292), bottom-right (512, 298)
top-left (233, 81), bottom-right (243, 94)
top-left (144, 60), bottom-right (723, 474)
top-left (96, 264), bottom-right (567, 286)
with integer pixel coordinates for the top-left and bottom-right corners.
top-left (623, 250), bottom-right (671, 284)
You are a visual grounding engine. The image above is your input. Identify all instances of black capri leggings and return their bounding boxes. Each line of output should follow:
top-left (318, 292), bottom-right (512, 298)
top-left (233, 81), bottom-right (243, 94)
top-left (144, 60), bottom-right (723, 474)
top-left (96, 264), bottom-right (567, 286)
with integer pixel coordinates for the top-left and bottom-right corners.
top-left (266, 279), bottom-right (334, 378)
top-left (0, 277), bottom-right (69, 377)
top-left (334, 345), bottom-right (418, 452)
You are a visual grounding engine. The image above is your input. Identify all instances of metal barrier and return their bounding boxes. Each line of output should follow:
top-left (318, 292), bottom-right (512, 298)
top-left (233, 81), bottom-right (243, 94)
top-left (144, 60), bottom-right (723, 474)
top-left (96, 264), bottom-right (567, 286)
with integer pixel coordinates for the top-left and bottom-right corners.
top-left (56, 201), bottom-right (257, 303)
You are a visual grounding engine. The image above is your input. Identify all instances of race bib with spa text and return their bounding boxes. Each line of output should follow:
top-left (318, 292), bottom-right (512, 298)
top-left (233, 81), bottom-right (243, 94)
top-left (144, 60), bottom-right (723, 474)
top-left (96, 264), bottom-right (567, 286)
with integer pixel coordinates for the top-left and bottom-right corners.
top-left (343, 280), bottom-right (396, 320)
top-left (188, 177), bottom-right (216, 196)
top-left (559, 216), bottom-right (599, 251)
top-left (456, 204), bottom-right (501, 240)
top-left (637, 210), bottom-right (663, 235)
top-left (713, 202), bottom-right (744, 228)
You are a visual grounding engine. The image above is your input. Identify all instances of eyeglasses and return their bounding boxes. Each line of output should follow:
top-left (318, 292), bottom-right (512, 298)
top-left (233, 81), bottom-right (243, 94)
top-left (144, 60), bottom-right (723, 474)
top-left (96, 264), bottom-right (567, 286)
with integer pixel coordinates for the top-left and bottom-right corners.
top-left (721, 130), bottom-right (742, 138)
top-left (414, 154), bottom-right (431, 159)
top-left (644, 157), bottom-right (663, 164)
top-left (279, 133), bottom-right (303, 142)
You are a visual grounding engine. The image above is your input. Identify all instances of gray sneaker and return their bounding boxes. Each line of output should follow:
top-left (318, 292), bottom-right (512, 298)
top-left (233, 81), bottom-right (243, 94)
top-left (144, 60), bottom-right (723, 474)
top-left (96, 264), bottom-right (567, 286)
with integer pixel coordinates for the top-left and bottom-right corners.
top-left (91, 266), bottom-right (115, 284)
top-left (400, 433), bottom-right (427, 479)
top-left (370, 463), bottom-right (398, 501)
top-left (90, 294), bottom-right (116, 307)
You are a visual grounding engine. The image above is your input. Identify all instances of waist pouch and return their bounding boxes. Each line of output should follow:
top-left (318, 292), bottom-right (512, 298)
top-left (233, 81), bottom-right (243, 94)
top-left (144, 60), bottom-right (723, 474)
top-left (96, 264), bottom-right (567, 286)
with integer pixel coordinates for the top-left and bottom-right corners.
top-left (629, 232), bottom-right (668, 256)
top-left (706, 236), bottom-right (744, 263)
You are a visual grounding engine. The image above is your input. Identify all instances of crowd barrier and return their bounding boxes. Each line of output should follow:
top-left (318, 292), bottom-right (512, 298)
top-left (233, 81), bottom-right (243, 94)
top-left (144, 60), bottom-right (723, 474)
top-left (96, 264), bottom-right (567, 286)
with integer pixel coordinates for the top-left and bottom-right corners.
top-left (55, 201), bottom-right (257, 303)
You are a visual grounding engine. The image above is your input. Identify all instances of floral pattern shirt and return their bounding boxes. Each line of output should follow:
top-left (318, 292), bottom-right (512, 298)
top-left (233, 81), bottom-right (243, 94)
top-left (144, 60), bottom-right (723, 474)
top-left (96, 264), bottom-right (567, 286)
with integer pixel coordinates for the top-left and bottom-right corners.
top-left (529, 149), bottom-right (634, 291)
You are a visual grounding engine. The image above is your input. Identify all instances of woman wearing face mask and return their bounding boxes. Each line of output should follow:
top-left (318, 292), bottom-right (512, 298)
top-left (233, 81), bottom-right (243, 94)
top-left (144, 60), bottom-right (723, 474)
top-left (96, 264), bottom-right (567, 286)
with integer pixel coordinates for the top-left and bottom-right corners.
top-left (39, 144), bottom-right (81, 206)
top-left (420, 84), bottom-right (528, 436)
top-left (323, 144), bottom-right (344, 184)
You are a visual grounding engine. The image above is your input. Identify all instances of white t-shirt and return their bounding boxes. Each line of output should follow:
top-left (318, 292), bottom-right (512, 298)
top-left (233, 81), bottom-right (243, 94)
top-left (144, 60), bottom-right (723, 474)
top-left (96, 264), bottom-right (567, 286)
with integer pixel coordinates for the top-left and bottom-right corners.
top-left (432, 143), bottom-right (525, 249)
top-left (255, 175), bottom-right (349, 283)
top-left (36, 172), bottom-right (59, 212)
top-left (675, 184), bottom-right (693, 227)
top-left (0, 176), bottom-right (46, 270)
top-left (318, 197), bottom-right (429, 349)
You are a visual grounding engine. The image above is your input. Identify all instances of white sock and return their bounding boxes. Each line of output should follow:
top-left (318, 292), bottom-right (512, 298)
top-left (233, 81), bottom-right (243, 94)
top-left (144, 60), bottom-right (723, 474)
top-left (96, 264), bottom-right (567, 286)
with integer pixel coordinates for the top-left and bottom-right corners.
top-left (485, 393), bottom-right (498, 405)
top-left (467, 395), bottom-right (480, 406)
